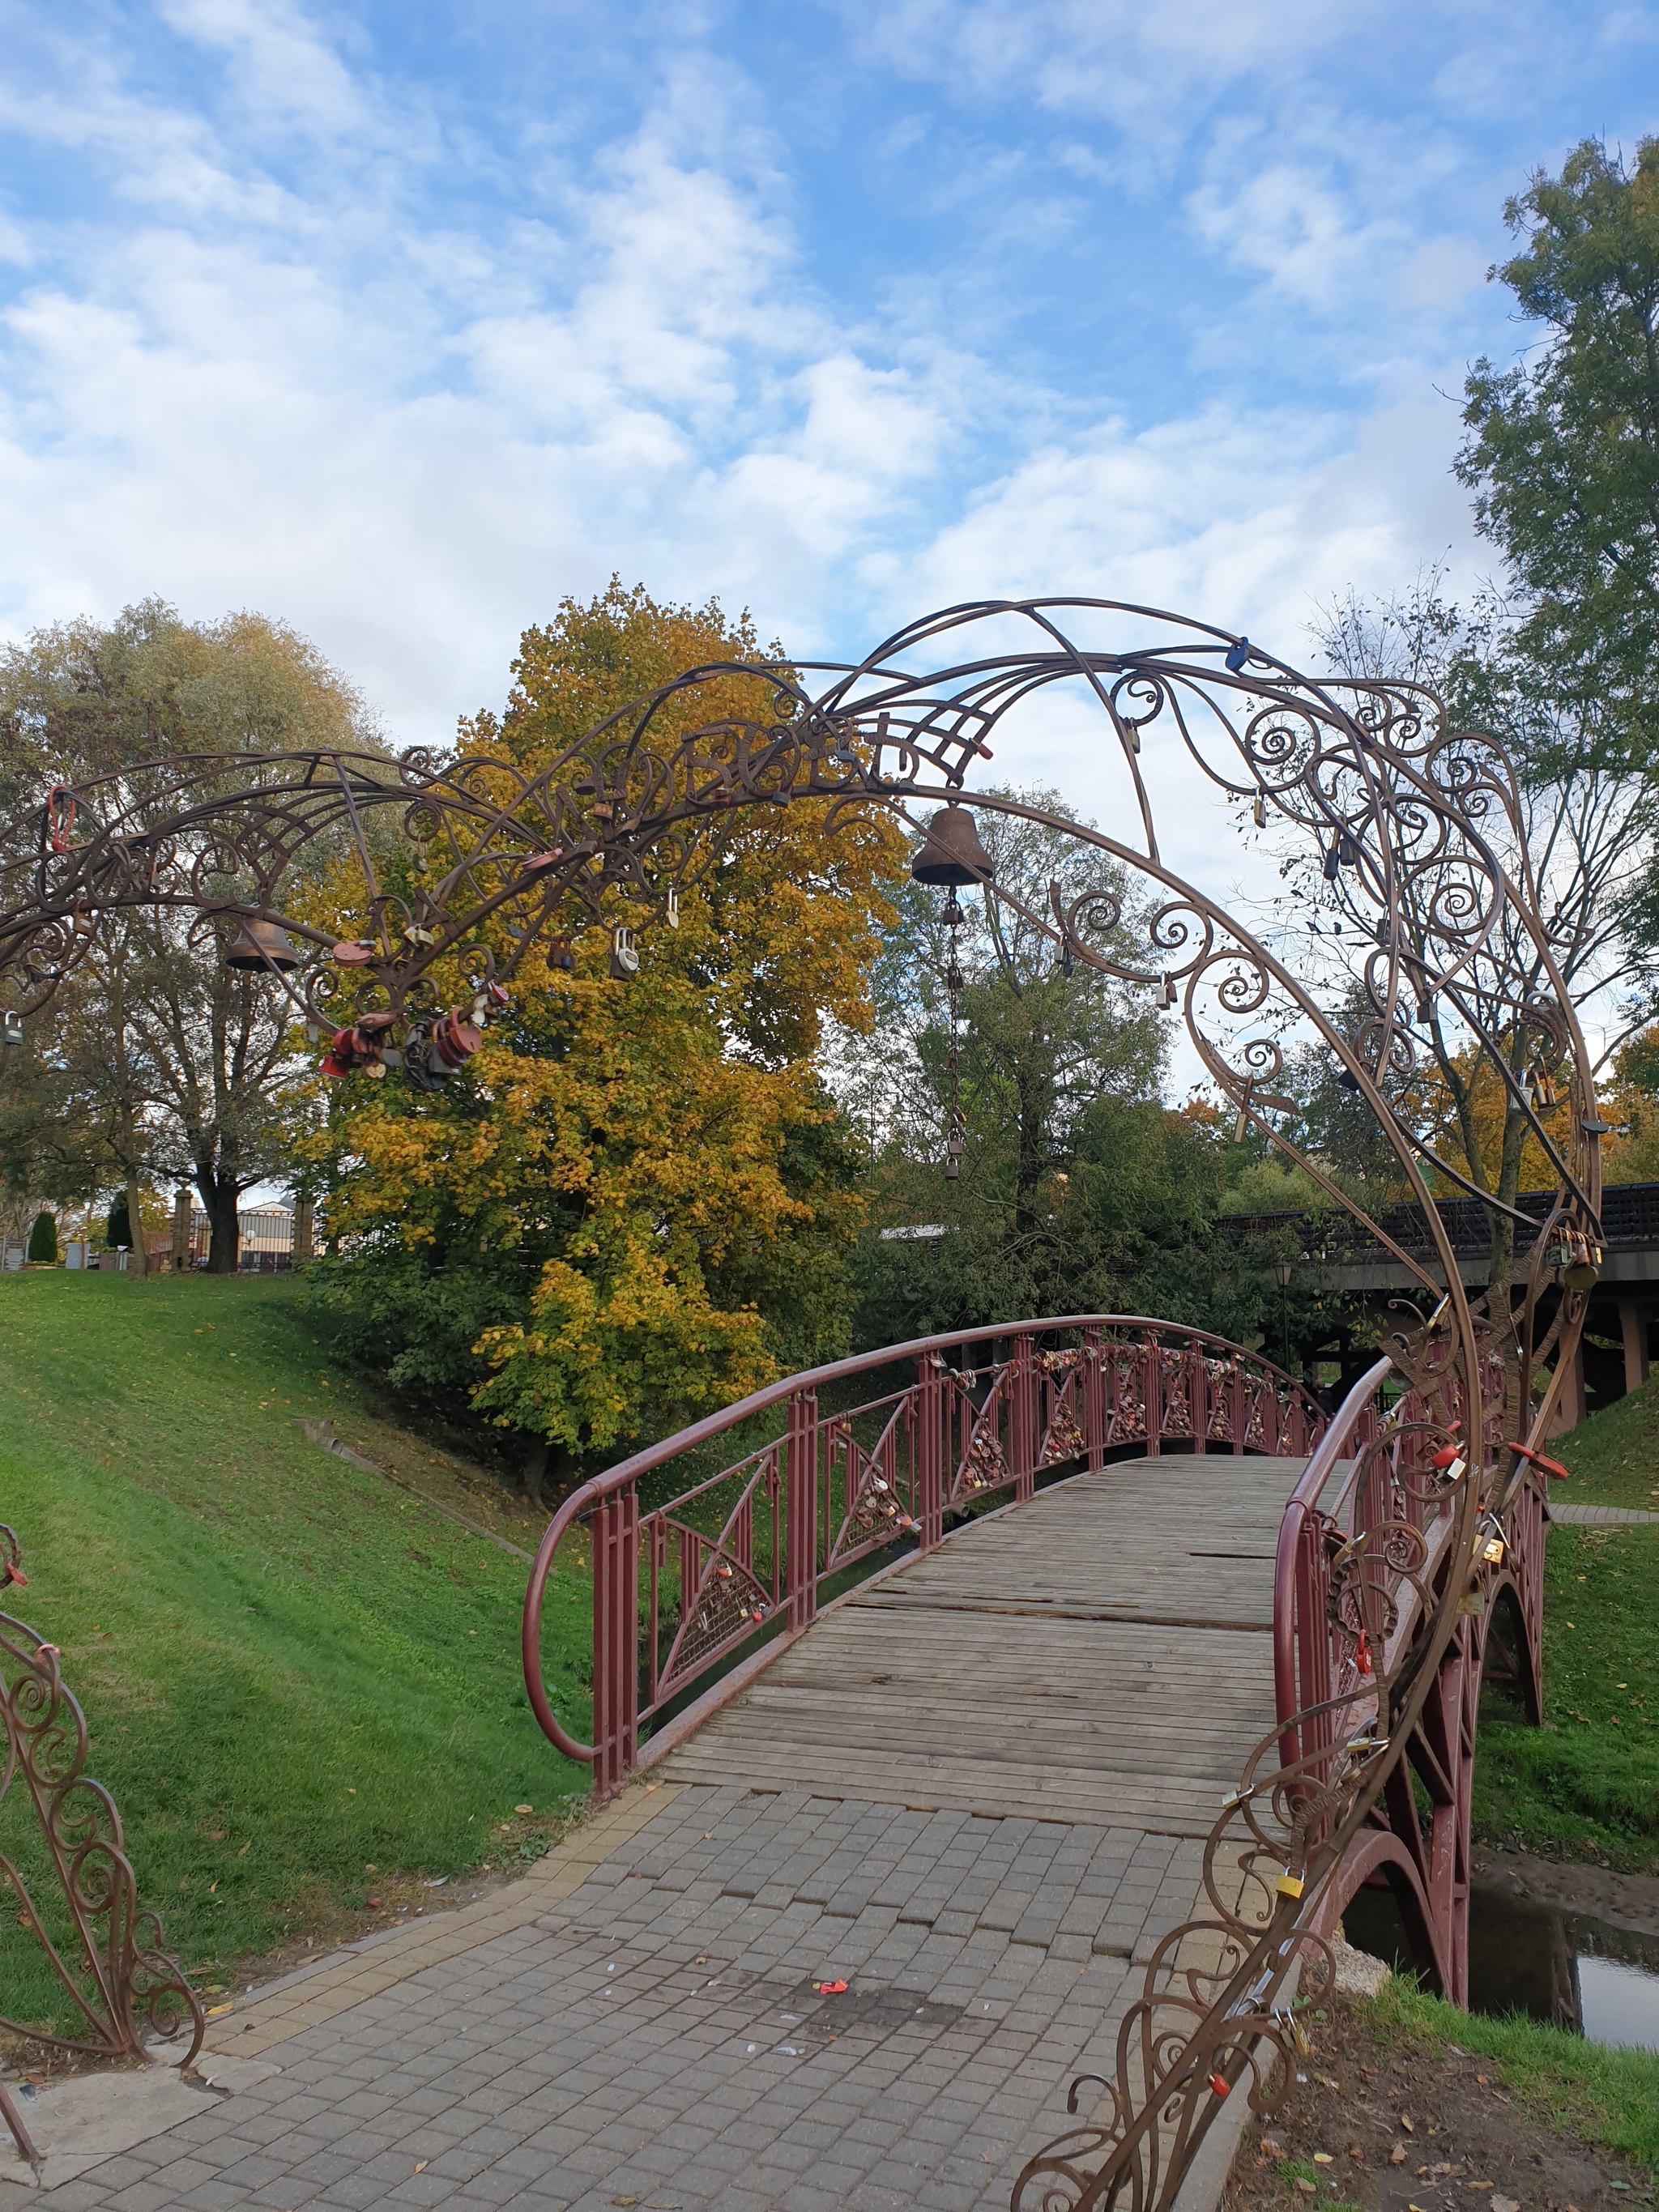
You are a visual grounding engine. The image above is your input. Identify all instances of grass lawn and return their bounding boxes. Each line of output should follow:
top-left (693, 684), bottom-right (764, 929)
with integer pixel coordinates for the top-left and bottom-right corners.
top-left (0, 1269), bottom-right (593, 2027)
top-left (1472, 1378), bottom-right (1659, 1872)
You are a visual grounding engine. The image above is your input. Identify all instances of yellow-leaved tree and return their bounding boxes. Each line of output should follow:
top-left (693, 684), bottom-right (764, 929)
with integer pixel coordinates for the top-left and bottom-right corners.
top-left (313, 582), bottom-right (906, 1498)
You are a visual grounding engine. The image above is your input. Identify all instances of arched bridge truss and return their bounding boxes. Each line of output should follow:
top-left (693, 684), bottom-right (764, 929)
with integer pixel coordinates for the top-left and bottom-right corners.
top-left (0, 598), bottom-right (1598, 2212)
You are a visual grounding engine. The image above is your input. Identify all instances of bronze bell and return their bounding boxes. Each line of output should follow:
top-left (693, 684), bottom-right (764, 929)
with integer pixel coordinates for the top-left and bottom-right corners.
top-left (911, 804), bottom-right (994, 886)
top-left (225, 916), bottom-right (301, 971)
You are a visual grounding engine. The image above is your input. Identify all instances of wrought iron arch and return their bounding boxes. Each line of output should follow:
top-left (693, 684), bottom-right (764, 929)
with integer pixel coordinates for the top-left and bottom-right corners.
top-left (0, 595), bottom-right (1598, 2208)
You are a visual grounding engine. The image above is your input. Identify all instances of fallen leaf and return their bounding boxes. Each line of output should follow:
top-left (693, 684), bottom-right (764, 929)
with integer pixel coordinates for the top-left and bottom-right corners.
top-left (1391, 2146), bottom-right (1407, 2166)
top-left (1313, 2154), bottom-right (1333, 2165)
top-left (514, 1804), bottom-right (534, 1815)
top-left (1294, 2183), bottom-right (1316, 2197)
top-left (205, 2003), bottom-right (232, 2018)
top-left (414, 2163), bottom-right (428, 2175)
top-left (1492, 2198), bottom-right (1520, 2212)
top-left (1401, 2114), bottom-right (1415, 2132)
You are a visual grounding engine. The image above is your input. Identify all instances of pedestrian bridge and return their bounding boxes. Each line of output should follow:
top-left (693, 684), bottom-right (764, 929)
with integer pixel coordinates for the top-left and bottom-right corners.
top-left (15, 1317), bottom-right (1541, 2212)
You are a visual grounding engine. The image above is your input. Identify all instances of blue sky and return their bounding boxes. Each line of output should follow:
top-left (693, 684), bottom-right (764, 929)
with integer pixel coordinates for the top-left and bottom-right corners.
top-left (2, 0), bottom-right (1657, 761)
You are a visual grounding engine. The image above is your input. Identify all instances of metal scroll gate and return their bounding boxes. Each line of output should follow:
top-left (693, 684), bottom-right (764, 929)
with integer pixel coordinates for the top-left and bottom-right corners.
top-left (0, 597), bottom-right (1600, 2212)
top-left (518, 1319), bottom-right (1326, 1793)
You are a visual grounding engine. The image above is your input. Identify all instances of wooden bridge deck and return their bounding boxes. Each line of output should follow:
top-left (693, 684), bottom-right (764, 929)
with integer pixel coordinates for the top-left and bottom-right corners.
top-left (660, 1453), bottom-right (1311, 1834)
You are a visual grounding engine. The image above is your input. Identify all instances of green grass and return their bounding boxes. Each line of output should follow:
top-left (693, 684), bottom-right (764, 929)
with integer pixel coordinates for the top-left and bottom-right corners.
top-left (0, 1270), bottom-right (592, 2025)
top-left (1472, 1379), bottom-right (1659, 1871)
top-left (1361, 1975), bottom-right (1659, 2175)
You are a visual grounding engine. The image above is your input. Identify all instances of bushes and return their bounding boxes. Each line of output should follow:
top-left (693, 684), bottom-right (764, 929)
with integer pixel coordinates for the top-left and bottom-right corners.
top-left (24, 1209), bottom-right (56, 1264)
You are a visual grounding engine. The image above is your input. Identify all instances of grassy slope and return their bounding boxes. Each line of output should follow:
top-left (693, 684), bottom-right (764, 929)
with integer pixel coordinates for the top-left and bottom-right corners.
top-left (1362, 1977), bottom-right (1659, 2175)
top-left (1472, 1378), bottom-right (1659, 1871)
top-left (0, 1271), bottom-right (591, 2014)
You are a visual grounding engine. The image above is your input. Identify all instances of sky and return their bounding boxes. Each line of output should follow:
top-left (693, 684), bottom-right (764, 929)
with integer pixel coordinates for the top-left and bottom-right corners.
top-left (2, 0), bottom-right (1656, 845)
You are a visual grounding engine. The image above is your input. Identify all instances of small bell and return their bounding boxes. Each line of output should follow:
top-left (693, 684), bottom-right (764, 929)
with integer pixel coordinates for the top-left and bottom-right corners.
top-left (225, 916), bottom-right (301, 972)
top-left (911, 804), bottom-right (995, 886)
top-left (1322, 846), bottom-right (1341, 881)
top-left (1336, 831), bottom-right (1359, 867)
top-left (609, 925), bottom-right (639, 979)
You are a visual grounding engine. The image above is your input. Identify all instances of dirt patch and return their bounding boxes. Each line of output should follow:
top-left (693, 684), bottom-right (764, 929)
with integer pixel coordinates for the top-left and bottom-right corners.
top-left (1471, 1851), bottom-right (1659, 1944)
top-left (1222, 1994), bottom-right (1644, 2212)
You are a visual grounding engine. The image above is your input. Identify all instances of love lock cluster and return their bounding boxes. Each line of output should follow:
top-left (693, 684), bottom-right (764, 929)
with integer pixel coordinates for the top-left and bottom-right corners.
top-left (319, 975), bottom-right (510, 1088)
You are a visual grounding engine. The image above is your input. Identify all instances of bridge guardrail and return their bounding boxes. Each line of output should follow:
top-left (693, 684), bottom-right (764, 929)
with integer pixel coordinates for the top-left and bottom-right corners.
top-left (1272, 1345), bottom-right (1545, 1996)
top-left (522, 1317), bottom-right (1328, 1795)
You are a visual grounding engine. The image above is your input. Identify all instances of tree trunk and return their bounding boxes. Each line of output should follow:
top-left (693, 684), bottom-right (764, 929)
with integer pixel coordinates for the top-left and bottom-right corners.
top-left (124, 1164), bottom-right (150, 1278)
top-left (202, 1174), bottom-right (241, 1274)
top-left (521, 1442), bottom-right (549, 1512)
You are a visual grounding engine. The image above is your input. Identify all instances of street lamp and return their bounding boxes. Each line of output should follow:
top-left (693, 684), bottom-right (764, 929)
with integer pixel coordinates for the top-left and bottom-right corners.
top-left (1273, 1254), bottom-right (1293, 1370)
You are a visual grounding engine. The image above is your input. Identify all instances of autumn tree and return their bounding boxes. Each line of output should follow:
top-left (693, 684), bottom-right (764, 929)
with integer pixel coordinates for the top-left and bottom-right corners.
top-left (312, 582), bottom-right (906, 1498)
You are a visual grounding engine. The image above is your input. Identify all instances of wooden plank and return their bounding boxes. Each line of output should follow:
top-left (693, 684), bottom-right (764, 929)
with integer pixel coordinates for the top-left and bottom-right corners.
top-left (661, 1450), bottom-right (1305, 1831)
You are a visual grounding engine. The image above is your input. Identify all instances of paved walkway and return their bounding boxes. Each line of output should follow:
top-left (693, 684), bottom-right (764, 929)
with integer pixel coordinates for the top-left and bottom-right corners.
top-left (0, 1455), bottom-right (1306, 2212)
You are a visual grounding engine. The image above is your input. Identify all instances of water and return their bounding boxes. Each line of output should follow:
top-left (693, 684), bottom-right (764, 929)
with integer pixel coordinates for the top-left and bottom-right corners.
top-left (1345, 1878), bottom-right (1659, 2048)
top-left (1467, 1882), bottom-right (1659, 2048)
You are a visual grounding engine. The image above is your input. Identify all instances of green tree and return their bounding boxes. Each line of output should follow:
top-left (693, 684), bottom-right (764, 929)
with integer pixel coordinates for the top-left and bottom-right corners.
top-left (1456, 138), bottom-right (1659, 763)
top-left (25, 1210), bottom-right (56, 1264)
top-left (844, 795), bottom-right (1273, 1346)
top-left (0, 600), bottom-right (363, 1268)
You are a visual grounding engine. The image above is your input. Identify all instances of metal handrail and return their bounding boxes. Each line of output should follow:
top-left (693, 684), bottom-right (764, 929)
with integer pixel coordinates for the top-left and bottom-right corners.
top-left (522, 1316), bottom-right (1328, 1781)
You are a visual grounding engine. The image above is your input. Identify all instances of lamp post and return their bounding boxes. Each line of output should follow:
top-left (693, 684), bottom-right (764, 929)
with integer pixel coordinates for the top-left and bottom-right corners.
top-left (1274, 1254), bottom-right (1293, 1371)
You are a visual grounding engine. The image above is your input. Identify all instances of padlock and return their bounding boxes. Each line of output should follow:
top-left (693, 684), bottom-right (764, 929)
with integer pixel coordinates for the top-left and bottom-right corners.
top-left (1208, 2071), bottom-right (1230, 2099)
top-left (1353, 1628), bottom-right (1373, 1678)
top-left (1252, 793), bottom-right (1267, 829)
top-left (610, 926), bottom-right (639, 979)
top-left (1275, 1872), bottom-right (1304, 1900)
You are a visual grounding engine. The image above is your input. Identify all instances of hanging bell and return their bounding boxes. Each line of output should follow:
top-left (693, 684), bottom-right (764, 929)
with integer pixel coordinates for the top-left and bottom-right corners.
top-left (1321, 846), bottom-right (1342, 882)
top-left (225, 916), bottom-right (301, 972)
top-left (911, 804), bottom-right (995, 886)
top-left (1336, 831), bottom-right (1359, 867)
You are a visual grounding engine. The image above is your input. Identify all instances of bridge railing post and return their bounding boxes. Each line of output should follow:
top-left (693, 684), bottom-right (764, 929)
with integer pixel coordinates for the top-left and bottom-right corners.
top-left (1083, 1328), bottom-right (1104, 1470)
top-left (917, 1355), bottom-right (944, 1548)
top-left (1230, 1358), bottom-right (1245, 1454)
top-left (1012, 1333), bottom-right (1036, 1501)
top-left (591, 1483), bottom-right (640, 1797)
top-left (1189, 1341), bottom-right (1209, 1455)
top-left (1143, 1331), bottom-right (1161, 1456)
top-left (786, 1389), bottom-right (818, 1630)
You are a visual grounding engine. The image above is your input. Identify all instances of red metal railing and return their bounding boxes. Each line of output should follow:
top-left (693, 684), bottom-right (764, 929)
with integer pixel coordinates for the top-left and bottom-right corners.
top-left (1271, 1347), bottom-right (1547, 1996)
top-left (523, 1318), bottom-right (1326, 1794)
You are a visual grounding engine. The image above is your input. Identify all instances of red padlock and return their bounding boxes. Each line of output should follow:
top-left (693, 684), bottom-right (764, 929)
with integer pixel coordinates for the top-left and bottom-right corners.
top-left (1354, 1628), bottom-right (1373, 1678)
top-left (1208, 2070), bottom-right (1230, 2099)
